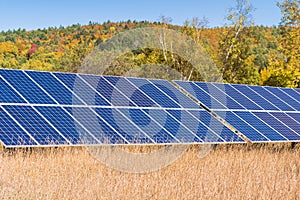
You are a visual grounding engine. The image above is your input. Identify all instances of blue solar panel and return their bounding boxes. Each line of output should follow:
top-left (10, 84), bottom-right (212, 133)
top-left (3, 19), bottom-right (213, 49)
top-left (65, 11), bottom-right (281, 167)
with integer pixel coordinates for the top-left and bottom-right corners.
top-left (230, 84), bottom-right (279, 110)
top-left (174, 80), bottom-right (226, 109)
top-left (148, 79), bottom-right (200, 109)
top-left (212, 83), bottom-right (262, 110)
top-left (105, 76), bottom-right (159, 107)
top-left (287, 113), bottom-right (300, 123)
top-left (0, 107), bottom-right (37, 146)
top-left (167, 109), bottom-right (220, 142)
top-left (0, 69), bottom-right (56, 104)
top-left (3, 105), bottom-right (68, 145)
top-left (4, 68), bottom-right (298, 147)
top-left (233, 111), bottom-right (287, 141)
top-left (189, 110), bottom-right (244, 142)
top-left (280, 88), bottom-right (300, 102)
top-left (248, 86), bottom-right (294, 111)
top-left (35, 106), bottom-right (84, 144)
top-left (80, 74), bottom-right (134, 107)
top-left (95, 108), bottom-right (154, 144)
top-left (0, 76), bottom-right (26, 103)
top-left (194, 82), bottom-right (244, 110)
top-left (52, 72), bottom-right (77, 90)
top-left (253, 112), bottom-right (300, 140)
top-left (214, 111), bottom-right (269, 142)
top-left (118, 108), bottom-right (182, 143)
top-left (66, 107), bottom-right (127, 144)
top-left (127, 77), bottom-right (180, 108)
top-left (53, 72), bottom-right (110, 106)
top-left (264, 87), bottom-right (300, 111)
top-left (270, 112), bottom-right (300, 135)
top-left (25, 71), bottom-right (84, 105)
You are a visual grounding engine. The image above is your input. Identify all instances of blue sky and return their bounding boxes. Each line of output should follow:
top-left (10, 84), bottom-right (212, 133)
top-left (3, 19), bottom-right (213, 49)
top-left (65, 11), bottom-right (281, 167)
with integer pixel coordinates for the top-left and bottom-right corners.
top-left (0, 0), bottom-right (281, 31)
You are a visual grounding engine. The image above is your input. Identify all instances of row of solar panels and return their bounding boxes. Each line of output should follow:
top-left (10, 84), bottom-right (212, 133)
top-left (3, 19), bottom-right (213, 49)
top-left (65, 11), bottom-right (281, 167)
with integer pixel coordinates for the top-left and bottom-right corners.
top-left (0, 68), bottom-right (299, 147)
top-left (0, 105), bottom-right (243, 147)
top-left (0, 69), bottom-right (198, 108)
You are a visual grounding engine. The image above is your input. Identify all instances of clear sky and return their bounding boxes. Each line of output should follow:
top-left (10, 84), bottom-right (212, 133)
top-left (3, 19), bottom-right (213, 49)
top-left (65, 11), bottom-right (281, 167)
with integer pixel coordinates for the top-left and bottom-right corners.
top-left (0, 0), bottom-right (281, 31)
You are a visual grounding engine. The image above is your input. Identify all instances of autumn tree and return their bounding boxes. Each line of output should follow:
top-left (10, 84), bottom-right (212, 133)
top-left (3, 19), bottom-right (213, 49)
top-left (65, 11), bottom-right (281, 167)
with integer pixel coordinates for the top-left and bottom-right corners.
top-left (262, 0), bottom-right (300, 87)
top-left (218, 0), bottom-right (260, 85)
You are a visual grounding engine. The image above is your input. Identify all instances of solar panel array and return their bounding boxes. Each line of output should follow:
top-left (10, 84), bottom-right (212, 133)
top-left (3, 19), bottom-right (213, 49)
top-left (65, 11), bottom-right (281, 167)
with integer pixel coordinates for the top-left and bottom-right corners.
top-left (174, 80), bottom-right (300, 143)
top-left (0, 69), bottom-right (244, 147)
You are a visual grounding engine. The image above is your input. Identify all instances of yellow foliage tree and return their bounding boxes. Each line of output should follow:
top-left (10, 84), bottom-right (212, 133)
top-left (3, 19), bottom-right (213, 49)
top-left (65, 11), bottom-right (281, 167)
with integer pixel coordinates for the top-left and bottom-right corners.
top-left (262, 0), bottom-right (300, 87)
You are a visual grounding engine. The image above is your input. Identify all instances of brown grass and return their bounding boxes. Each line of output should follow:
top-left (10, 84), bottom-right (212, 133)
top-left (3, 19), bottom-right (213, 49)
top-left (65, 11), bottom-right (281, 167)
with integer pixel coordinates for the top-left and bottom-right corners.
top-left (0, 144), bottom-right (299, 199)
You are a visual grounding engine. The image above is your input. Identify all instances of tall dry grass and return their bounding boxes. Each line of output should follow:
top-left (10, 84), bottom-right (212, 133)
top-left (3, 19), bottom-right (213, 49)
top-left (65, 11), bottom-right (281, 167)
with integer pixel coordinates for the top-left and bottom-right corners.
top-left (0, 144), bottom-right (299, 199)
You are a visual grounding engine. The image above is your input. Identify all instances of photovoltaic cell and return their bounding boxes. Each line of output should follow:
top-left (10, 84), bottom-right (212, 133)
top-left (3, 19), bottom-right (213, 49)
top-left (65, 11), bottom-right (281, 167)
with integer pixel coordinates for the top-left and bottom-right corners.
top-left (35, 106), bottom-right (83, 144)
top-left (264, 86), bottom-right (300, 111)
top-left (270, 112), bottom-right (300, 135)
top-left (167, 109), bottom-right (220, 142)
top-left (189, 110), bottom-right (244, 142)
top-left (193, 82), bottom-right (244, 110)
top-left (230, 84), bottom-right (279, 110)
top-left (95, 108), bottom-right (154, 144)
top-left (248, 86), bottom-right (294, 111)
top-left (127, 77), bottom-right (180, 108)
top-left (25, 71), bottom-right (84, 105)
top-left (253, 112), bottom-right (300, 140)
top-left (0, 69), bottom-right (55, 104)
top-left (281, 88), bottom-right (300, 102)
top-left (0, 107), bottom-right (37, 146)
top-left (0, 76), bottom-right (26, 103)
top-left (53, 72), bottom-right (110, 106)
top-left (287, 113), bottom-right (300, 121)
top-left (233, 111), bottom-right (287, 141)
top-left (118, 108), bottom-right (181, 143)
top-left (80, 74), bottom-right (134, 107)
top-left (174, 81), bottom-right (226, 109)
top-left (65, 107), bottom-right (127, 144)
top-left (3, 105), bottom-right (68, 145)
top-left (212, 83), bottom-right (262, 110)
top-left (149, 79), bottom-right (200, 109)
top-left (214, 111), bottom-right (269, 142)
top-left (105, 76), bottom-right (159, 107)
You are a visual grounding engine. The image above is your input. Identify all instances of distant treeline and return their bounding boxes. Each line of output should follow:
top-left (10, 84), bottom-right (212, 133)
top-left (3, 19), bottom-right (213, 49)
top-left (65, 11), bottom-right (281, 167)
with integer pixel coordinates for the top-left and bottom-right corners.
top-left (0, 0), bottom-right (299, 88)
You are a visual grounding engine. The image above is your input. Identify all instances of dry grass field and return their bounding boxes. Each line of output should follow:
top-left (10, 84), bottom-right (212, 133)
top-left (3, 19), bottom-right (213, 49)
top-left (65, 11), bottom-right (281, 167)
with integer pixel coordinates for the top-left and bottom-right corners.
top-left (0, 144), bottom-right (299, 199)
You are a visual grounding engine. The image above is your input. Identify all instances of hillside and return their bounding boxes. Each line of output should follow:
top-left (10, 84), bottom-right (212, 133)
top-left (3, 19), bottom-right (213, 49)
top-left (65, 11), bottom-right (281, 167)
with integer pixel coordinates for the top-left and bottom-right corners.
top-left (0, 21), bottom-right (299, 87)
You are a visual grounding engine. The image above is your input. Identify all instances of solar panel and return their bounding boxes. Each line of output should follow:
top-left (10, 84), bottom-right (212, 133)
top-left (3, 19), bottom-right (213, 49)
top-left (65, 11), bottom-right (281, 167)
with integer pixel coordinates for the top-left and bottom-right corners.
top-left (3, 105), bottom-right (68, 145)
top-left (0, 76), bottom-right (26, 103)
top-left (0, 69), bottom-right (56, 104)
top-left (175, 80), bottom-right (300, 143)
top-left (0, 106), bottom-right (37, 146)
top-left (80, 74), bottom-right (134, 107)
top-left (0, 68), bottom-right (244, 147)
top-left (25, 71), bottom-right (85, 105)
